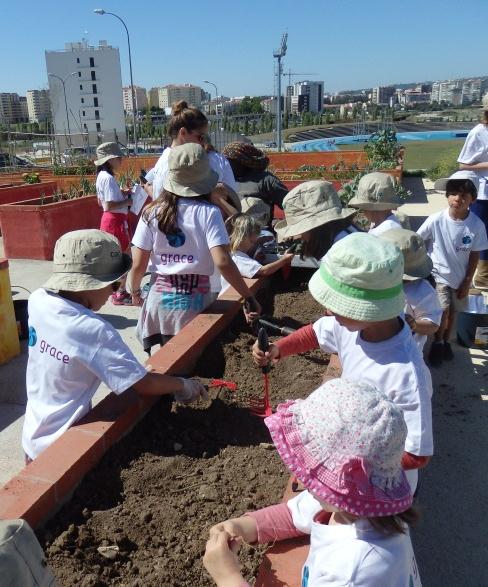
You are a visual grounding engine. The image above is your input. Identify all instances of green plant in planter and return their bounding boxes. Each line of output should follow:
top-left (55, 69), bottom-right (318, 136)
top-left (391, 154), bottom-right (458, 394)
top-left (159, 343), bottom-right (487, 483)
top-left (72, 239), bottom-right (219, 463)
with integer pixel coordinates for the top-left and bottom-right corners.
top-left (119, 167), bottom-right (138, 188)
top-left (364, 130), bottom-right (402, 169)
top-left (22, 172), bottom-right (41, 184)
top-left (78, 176), bottom-right (96, 195)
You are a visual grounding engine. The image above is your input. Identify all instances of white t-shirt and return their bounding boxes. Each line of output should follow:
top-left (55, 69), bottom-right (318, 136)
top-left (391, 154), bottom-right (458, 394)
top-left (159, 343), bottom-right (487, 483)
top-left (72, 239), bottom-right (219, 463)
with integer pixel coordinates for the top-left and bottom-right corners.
top-left (288, 491), bottom-right (421, 587)
top-left (417, 209), bottom-right (488, 288)
top-left (220, 250), bottom-right (262, 292)
top-left (96, 169), bottom-right (128, 214)
top-left (132, 199), bottom-right (229, 276)
top-left (313, 317), bottom-right (433, 458)
top-left (404, 279), bottom-right (442, 351)
top-left (457, 124), bottom-right (488, 200)
top-left (149, 148), bottom-right (236, 200)
top-left (368, 213), bottom-right (402, 236)
top-left (23, 289), bottom-right (147, 459)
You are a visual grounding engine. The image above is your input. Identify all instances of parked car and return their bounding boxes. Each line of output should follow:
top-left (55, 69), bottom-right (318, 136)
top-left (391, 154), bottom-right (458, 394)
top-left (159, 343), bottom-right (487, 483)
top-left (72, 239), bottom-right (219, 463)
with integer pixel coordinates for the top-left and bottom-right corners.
top-left (0, 153), bottom-right (34, 168)
top-left (61, 146), bottom-right (96, 163)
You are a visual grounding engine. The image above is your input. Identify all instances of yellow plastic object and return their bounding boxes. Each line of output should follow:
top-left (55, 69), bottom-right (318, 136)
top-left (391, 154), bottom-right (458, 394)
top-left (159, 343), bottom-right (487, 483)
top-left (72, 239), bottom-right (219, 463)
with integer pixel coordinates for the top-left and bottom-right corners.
top-left (0, 258), bottom-right (21, 364)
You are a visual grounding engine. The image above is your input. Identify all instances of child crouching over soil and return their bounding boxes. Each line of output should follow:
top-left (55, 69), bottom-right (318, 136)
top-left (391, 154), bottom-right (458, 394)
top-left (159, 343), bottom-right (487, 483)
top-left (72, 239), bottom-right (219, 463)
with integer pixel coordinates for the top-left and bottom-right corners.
top-left (22, 229), bottom-right (207, 462)
top-left (220, 213), bottom-right (294, 292)
top-left (252, 232), bottom-right (433, 493)
top-left (204, 379), bottom-right (421, 586)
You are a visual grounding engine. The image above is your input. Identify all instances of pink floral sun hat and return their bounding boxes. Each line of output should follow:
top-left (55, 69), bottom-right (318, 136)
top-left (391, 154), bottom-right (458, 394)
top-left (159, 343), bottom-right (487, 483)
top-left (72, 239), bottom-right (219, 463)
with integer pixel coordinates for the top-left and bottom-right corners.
top-left (264, 378), bottom-right (412, 517)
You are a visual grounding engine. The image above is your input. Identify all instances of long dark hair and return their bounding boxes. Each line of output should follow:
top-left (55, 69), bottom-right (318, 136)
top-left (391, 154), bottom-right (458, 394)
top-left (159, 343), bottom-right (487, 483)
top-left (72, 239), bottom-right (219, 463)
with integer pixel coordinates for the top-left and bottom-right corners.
top-left (96, 161), bottom-right (114, 176)
top-left (143, 190), bottom-right (211, 236)
top-left (301, 219), bottom-right (360, 259)
top-left (167, 100), bottom-right (208, 139)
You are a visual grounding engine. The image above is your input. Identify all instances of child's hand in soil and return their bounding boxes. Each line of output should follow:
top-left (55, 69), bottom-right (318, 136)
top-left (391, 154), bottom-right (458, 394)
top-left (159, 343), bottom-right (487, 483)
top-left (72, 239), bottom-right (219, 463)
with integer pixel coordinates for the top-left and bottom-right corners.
top-left (174, 379), bottom-right (209, 404)
top-left (203, 529), bottom-right (245, 587)
top-left (252, 340), bottom-right (280, 367)
top-left (209, 516), bottom-right (258, 546)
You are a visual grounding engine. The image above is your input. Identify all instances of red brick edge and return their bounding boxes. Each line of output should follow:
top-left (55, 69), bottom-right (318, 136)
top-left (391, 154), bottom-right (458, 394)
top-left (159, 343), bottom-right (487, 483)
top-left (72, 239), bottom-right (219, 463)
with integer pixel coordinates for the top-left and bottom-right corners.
top-left (0, 278), bottom-right (262, 528)
top-left (254, 354), bottom-right (342, 587)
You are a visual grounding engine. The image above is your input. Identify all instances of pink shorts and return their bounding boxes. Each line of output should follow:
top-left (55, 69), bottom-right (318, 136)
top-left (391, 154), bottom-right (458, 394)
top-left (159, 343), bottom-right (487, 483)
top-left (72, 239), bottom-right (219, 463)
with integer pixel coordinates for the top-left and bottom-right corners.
top-left (100, 211), bottom-right (130, 251)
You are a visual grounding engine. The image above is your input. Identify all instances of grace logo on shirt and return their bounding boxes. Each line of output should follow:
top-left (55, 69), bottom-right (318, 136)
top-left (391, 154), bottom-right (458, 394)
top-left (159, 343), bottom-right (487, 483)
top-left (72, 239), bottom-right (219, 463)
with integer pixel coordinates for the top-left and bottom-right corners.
top-left (456, 234), bottom-right (473, 252)
top-left (167, 228), bottom-right (186, 248)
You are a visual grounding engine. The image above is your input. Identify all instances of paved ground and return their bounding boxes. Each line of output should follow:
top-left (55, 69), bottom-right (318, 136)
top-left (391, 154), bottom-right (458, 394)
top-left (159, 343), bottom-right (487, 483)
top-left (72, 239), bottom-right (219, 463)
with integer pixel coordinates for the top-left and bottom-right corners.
top-left (0, 178), bottom-right (487, 585)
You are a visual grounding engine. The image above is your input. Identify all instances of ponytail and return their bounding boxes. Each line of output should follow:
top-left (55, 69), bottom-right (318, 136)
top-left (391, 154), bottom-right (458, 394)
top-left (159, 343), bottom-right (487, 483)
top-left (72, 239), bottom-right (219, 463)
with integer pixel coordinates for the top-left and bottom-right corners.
top-left (167, 100), bottom-right (208, 139)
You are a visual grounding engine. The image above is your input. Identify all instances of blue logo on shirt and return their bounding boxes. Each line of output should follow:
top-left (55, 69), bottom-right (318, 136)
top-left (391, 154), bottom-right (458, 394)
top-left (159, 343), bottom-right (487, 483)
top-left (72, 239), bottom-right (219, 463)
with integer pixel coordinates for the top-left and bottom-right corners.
top-left (462, 235), bottom-right (472, 245)
top-left (167, 228), bottom-right (186, 248)
top-left (28, 326), bottom-right (37, 347)
top-left (302, 565), bottom-right (309, 587)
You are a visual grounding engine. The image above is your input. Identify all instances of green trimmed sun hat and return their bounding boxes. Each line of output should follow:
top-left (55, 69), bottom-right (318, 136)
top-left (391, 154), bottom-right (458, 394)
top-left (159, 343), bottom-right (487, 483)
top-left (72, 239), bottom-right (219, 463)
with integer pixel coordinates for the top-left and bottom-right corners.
top-left (380, 228), bottom-right (433, 281)
top-left (348, 172), bottom-right (401, 211)
top-left (308, 232), bottom-right (405, 321)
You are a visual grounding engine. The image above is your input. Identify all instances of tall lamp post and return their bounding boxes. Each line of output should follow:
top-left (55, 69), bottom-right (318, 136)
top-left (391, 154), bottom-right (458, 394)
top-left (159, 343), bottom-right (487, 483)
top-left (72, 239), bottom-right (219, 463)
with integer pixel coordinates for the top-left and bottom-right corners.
top-left (203, 80), bottom-right (220, 149)
top-left (94, 8), bottom-right (138, 154)
top-left (48, 71), bottom-right (77, 148)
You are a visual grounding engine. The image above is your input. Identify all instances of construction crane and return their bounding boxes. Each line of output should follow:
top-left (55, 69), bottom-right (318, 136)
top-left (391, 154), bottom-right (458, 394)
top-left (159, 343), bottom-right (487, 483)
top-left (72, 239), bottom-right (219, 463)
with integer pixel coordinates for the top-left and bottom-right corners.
top-left (273, 33), bottom-right (288, 151)
top-left (284, 69), bottom-right (318, 87)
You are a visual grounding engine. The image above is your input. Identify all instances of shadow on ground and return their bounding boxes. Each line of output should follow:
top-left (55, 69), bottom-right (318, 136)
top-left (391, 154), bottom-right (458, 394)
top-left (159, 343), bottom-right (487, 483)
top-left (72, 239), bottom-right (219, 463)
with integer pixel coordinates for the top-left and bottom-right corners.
top-left (99, 313), bottom-right (138, 330)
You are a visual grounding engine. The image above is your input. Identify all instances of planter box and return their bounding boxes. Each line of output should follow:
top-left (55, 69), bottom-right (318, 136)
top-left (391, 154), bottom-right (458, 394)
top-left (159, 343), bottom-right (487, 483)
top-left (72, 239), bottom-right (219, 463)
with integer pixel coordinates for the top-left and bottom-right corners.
top-left (269, 150), bottom-right (368, 171)
top-left (0, 181), bottom-right (58, 206)
top-left (0, 195), bottom-right (101, 260)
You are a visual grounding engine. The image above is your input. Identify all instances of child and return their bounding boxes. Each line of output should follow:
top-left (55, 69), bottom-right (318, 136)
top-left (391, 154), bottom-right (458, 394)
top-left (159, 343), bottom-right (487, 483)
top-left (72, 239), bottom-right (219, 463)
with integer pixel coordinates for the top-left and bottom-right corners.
top-left (127, 144), bottom-right (261, 354)
top-left (418, 174), bottom-right (488, 366)
top-left (95, 142), bottom-right (133, 305)
top-left (348, 172), bottom-right (405, 235)
top-left (253, 232), bottom-right (433, 493)
top-left (381, 228), bottom-right (442, 351)
top-left (204, 379), bottom-right (421, 587)
top-left (220, 213), bottom-right (294, 292)
top-left (23, 229), bottom-right (207, 462)
top-left (274, 180), bottom-right (359, 260)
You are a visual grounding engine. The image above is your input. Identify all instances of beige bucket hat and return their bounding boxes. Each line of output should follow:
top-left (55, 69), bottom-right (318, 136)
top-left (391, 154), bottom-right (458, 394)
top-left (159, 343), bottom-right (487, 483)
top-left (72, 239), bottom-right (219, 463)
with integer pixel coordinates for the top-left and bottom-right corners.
top-left (380, 228), bottom-right (433, 281)
top-left (241, 196), bottom-right (271, 225)
top-left (308, 232), bottom-right (405, 321)
top-left (43, 229), bottom-right (132, 292)
top-left (274, 180), bottom-right (356, 242)
top-left (348, 172), bottom-right (401, 211)
top-left (163, 143), bottom-right (218, 198)
top-left (94, 142), bottom-right (124, 166)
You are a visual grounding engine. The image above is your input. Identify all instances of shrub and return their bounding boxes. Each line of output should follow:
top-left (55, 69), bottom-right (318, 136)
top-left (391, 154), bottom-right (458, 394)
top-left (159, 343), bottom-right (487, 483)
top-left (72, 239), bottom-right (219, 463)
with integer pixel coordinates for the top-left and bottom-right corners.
top-left (427, 154), bottom-right (459, 181)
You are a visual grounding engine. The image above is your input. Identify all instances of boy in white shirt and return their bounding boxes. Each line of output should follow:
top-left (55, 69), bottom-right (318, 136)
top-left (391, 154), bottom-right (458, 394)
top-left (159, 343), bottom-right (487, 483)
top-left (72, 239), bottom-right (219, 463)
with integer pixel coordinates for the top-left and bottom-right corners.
top-left (23, 230), bottom-right (207, 461)
top-left (418, 174), bottom-right (488, 366)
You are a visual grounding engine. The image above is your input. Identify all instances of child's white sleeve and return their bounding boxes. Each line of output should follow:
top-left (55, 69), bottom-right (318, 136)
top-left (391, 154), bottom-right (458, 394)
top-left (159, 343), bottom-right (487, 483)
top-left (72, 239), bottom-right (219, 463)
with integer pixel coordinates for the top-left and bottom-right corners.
top-left (287, 490), bottom-right (323, 534)
top-left (471, 219), bottom-right (488, 251)
top-left (458, 133), bottom-right (485, 164)
top-left (103, 175), bottom-right (125, 203)
top-left (131, 215), bottom-right (154, 251)
top-left (313, 316), bottom-right (339, 354)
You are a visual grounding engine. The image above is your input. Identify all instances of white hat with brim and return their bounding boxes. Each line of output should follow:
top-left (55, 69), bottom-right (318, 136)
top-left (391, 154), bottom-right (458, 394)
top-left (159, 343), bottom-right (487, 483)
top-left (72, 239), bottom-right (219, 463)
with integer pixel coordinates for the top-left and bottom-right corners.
top-left (434, 170), bottom-right (480, 193)
top-left (241, 196), bottom-right (270, 224)
top-left (94, 142), bottom-right (124, 166)
top-left (348, 172), bottom-right (401, 211)
top-left (274, 180), bottom-right (356, 242)
top-left (379, 228), bottom-right (433, 281)
top-left (308, 232), bottom-right (405, 321)
top-left (163, 143), bottom-right (218, 198)
top-left (43, 229), bottom-right (132, 292)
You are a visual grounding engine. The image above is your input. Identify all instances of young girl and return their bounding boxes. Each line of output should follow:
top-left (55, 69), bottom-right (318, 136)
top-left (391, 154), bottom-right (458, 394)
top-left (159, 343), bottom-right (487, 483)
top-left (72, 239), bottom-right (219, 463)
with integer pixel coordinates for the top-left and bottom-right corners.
top-left (127, 143), bottom-right (260, 354)
top-left (253, 232), bottom-right (433, 493)
top-left (348, 172), bottom-right (405, 235)
top-left (274, 180), bottom-right (359, 260)
top-left (204, 378), bottom-right (421, 587)
top-left (380, 228), bottom-right (442, 351)
top-left (95, 142), bottom-right (133, 305)
top-left (23, 229), bottom-right (207, 462)
top-left (219, 213), bottom-right (294, 292)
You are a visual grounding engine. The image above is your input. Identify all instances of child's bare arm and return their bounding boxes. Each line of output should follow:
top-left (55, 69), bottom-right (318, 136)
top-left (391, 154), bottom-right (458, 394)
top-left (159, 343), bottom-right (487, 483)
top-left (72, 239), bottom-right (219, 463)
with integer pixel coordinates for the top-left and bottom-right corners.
top-left (459, 162), bottom-right (488, 170)
top-left (255, 253), bottom-right (294, 277)
top-left (457, 251), bottom-right (479, 299)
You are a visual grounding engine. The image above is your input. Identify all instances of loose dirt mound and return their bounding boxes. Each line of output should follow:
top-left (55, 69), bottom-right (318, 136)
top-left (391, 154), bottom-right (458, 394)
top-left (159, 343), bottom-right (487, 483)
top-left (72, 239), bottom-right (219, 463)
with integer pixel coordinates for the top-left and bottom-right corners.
top-left (39, 272), bottom-right (327, 586)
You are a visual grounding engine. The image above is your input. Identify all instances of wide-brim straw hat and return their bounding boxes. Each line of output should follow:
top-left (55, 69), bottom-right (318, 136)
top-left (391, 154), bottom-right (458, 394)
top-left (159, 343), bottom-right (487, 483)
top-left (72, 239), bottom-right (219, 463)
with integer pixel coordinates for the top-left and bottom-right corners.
top-left (163, 143), bottom-right (218, 198)
top-left (94, 142), bottom-right (124, 166)
top-left (433, 170), bottom-right (480, 193)
top-left (43, 229), bottom-right (132, 292)
top-left (308, 232), bottom-right (405, 321)
top-left (348, 172), bottom-right (401, 211)
top-left (274, 180), bottom-right (356, 242)
top-left (379, 228), bottom-right (433, 281)
top-left (265, 378), bottom-right (412, 517)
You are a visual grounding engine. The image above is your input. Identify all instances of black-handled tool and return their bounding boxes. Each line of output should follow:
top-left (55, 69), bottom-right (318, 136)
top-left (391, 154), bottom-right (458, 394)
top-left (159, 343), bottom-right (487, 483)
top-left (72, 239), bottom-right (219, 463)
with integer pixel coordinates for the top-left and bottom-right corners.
top-left (258, 327), bottom-right (271, 375)
top-left (250, 327), bottom-right (272, 417)
top-left (258, 317), bottom-right (296, 337)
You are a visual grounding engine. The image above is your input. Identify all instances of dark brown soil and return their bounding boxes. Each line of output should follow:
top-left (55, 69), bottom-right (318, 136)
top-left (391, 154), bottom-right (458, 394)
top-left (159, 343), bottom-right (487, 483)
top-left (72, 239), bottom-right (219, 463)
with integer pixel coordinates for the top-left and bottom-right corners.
top-left (38, 271), bottom-right (327, 587)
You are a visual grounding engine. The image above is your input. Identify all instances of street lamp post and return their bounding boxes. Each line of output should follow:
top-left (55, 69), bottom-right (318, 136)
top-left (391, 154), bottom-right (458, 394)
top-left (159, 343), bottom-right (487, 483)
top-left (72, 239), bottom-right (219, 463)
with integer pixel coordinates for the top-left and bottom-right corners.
top-left (203, 80), bottom-right (220, 149)
top-left (48, 72), bottom-right (77, 148)
top-left (94, 9), bottom-right (138, 154)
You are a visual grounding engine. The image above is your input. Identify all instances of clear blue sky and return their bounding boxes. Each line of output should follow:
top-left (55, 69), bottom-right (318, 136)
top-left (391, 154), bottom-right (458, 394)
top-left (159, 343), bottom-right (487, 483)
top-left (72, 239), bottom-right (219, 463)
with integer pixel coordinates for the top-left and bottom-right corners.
top-left (2, 0), bottom-right (487, 97)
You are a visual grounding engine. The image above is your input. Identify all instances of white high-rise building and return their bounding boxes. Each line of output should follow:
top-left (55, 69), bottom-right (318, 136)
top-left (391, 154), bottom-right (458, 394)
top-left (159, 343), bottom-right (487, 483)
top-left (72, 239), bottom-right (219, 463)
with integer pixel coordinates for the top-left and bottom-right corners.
top-left (26, 90), bottom-right (51, 123)
top-left (288, 81), bottom-right (324, 113)
top-left (45, 39), bottom-right (126, 149)
top-left (158, 84), bottom-right (203, 109)
top-left (122, 86), bottom-right (148, 112)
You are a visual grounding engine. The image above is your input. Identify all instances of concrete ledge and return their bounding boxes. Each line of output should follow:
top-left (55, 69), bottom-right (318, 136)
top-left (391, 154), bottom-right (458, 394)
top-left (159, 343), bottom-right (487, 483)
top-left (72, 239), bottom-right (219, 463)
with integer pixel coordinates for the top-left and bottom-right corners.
top-left (0, 278), bottom-right (262, 528)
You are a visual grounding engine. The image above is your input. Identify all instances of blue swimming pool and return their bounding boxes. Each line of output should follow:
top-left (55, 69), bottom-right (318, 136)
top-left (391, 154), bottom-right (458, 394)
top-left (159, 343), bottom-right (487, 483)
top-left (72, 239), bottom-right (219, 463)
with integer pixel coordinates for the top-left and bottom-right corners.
top-left (289, 129), bottom-right (470, 152)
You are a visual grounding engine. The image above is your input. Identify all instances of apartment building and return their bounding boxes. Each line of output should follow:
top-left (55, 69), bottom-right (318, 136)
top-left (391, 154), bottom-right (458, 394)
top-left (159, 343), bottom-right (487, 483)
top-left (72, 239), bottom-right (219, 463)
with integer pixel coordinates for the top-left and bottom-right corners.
top-left (26, 89), bottom-right (51, 123)
top-left (0, 93), bottom-right (29, 124)
top-left (287, 81), bottom-right (324, 114)
top-left (158, 84), bottom-right (204, 109)
top-left (45, 39), bottom-right (126, 149)
top-left (122, 85), bottom-right (148, 112)
top-left (372, 86), bottom-right (396, 105)
top-left (147, 87), bottom-right (160, 108)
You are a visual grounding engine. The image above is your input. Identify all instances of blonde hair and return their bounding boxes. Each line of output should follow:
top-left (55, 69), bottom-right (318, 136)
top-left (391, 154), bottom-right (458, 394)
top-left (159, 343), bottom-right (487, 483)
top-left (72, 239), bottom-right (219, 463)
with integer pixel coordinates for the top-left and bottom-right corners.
top-left (225, 213), bottom-right (261, 253)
